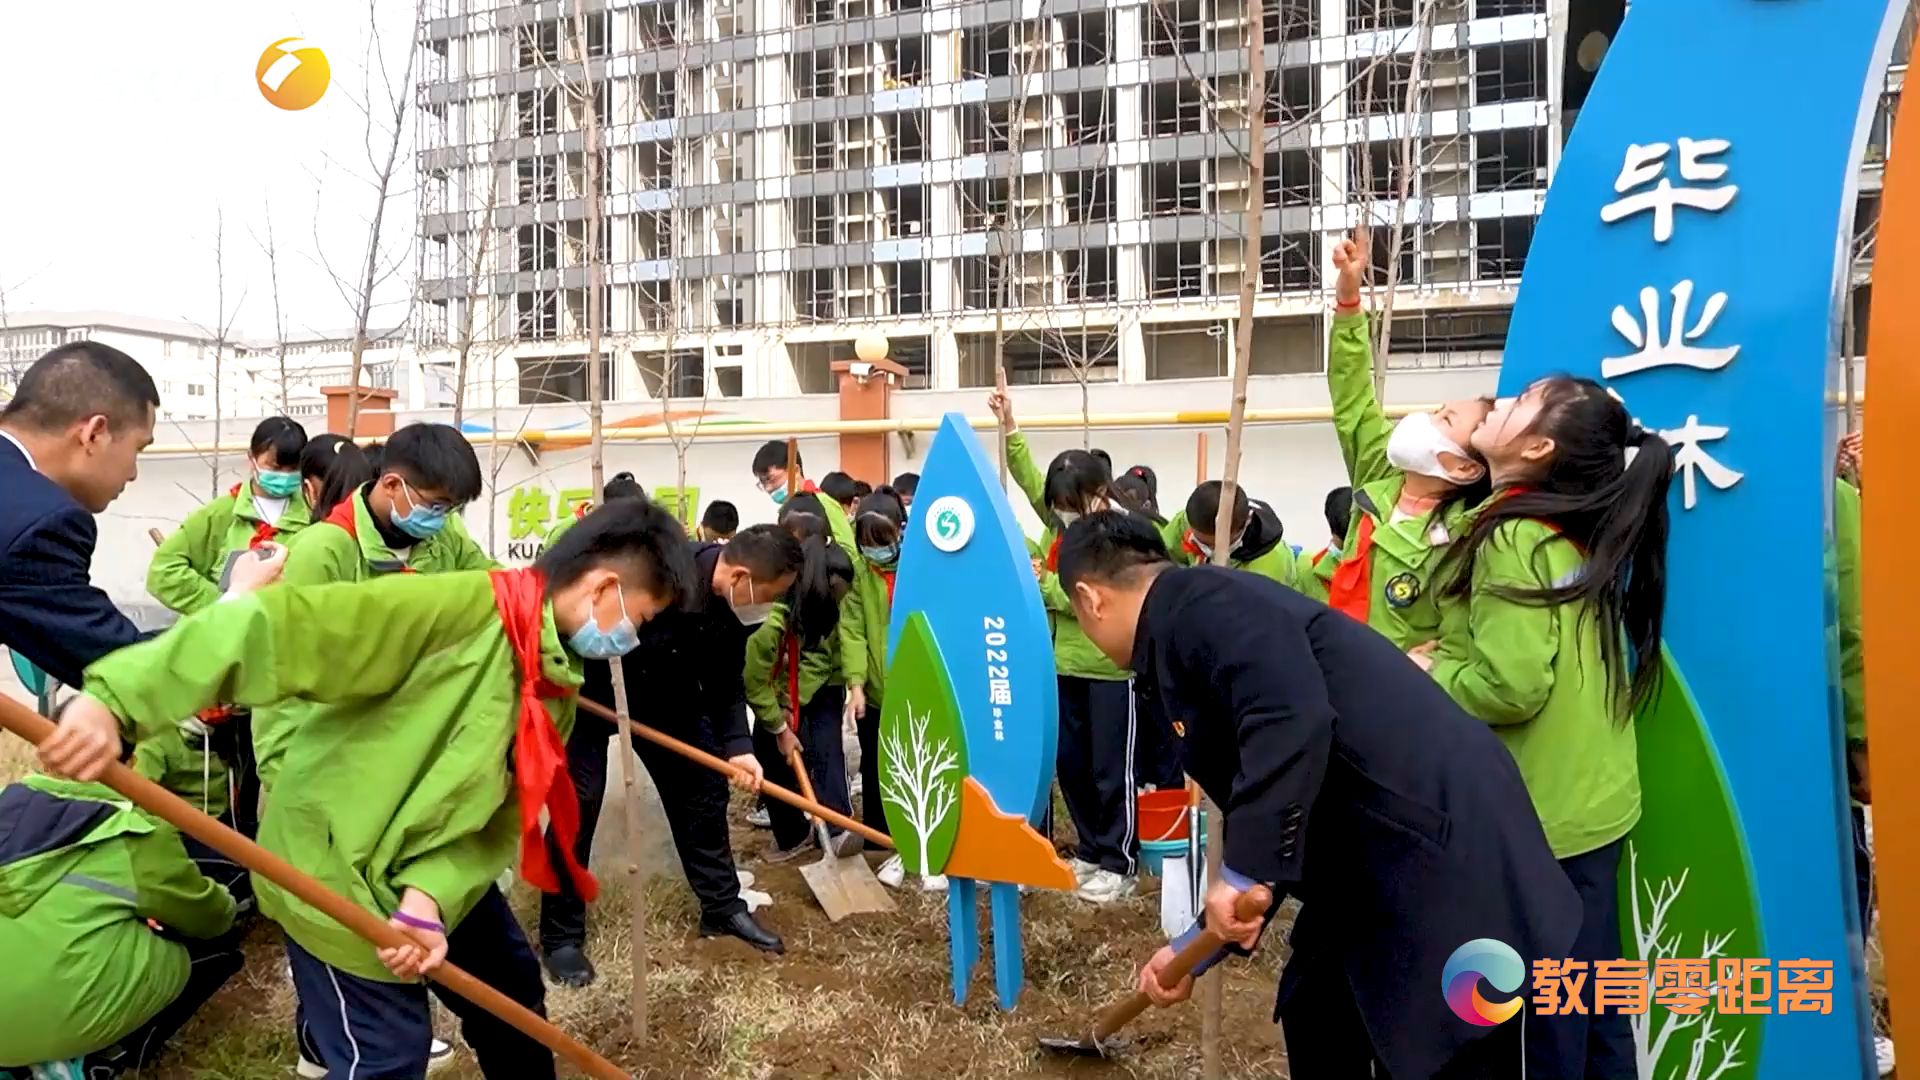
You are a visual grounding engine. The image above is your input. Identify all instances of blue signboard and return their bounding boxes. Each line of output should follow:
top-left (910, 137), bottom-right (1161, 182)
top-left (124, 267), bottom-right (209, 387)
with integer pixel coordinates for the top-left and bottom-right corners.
top-left (1501, 3), bottom-right (1897, 1075)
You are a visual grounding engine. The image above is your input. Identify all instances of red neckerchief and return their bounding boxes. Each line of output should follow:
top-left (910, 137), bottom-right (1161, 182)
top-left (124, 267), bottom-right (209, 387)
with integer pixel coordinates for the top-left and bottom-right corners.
top-left (879, 567), bottom-right (897, 606)
top-left (574, 501), bottom-right (592, 520)
top-left (231, 484), bottom-right (279, 548)
top-left (1046, 533), bottom-right (1063, 572)
top-left (1327, 514), bottom-right (1376, 623)
top-left (488, 567), bottom-right (597, 901)
top-left (1311, 543), bottom-right (1333, 567)
top-left (785, 633), bottom-right (803, 734)
top-left (1181, 530), bottom-right (1209, 562)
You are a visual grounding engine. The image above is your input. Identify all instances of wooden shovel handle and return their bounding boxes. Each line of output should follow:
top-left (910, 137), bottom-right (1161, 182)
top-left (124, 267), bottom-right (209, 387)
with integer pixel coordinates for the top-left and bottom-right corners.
top-left (0, 697), bottom-right (629, 1080)
top-left (578, 698), bottom-right (892, 850)
top-left (1091, 884), bottom-right (1275, 1042)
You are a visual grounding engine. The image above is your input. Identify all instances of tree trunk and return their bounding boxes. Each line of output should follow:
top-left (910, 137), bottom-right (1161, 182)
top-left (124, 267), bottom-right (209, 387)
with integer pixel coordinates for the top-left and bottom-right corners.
top-left (1371, 0), bottom-right (1435, 397)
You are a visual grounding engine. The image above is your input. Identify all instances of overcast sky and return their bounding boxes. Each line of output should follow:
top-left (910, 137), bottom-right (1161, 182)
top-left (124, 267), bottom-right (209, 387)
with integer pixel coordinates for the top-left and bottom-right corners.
top-left (0, 1), bottom-right (423, 340)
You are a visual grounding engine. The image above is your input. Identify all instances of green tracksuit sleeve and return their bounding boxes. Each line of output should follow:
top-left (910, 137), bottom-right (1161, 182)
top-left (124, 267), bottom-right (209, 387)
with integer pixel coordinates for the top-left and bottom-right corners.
top-left (1327, 311), bottom-right (1396, 489)
top-left (391, 805), bottom-right (519, 922)
top-left (85, 575), bottom-right (499, 744)
top-left (129, 825), bottom-right (237, 939)
top-left (1037, 566), bottom-right (1072, 613)
top-left (839, 580), bottom-right (868, 688)
top-left (146, 501), bottom-right (226, 616)
top-left (743, 606), bottom-right (789, 730)
top-left (447, 515), bottom-right (501, 570)
top-left (1006, 432), bottom-right (1050, 520)
top-left (1428, 525), bottom-right (1561, 726)
top-left (1835, 478), bottom-right (1865, 745)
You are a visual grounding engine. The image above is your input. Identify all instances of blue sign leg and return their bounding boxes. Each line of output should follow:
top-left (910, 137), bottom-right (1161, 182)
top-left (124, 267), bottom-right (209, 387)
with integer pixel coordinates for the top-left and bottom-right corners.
top-left (948, 877), bottom-right (979, 1005)
top-left (990, 883), bottom-right (1024, 1011)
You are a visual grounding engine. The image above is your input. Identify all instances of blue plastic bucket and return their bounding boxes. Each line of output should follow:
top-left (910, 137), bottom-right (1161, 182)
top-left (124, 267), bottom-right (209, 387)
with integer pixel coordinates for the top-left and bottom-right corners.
top-left (1139, 839), bottom-right (1186, 876)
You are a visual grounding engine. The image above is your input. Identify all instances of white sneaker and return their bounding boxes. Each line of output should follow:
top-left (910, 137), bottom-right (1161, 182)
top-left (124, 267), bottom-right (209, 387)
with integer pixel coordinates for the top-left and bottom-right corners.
top-left (1075, 869), bottom-right (1136, 904)
top-left (877, 853), bottom-right (906, 888)
top-left (428, 1038), bottom-right (454, 1069)
top-left (295, 1058), bottom-right (326, 1078)
top-left (922, 874), bottom-right (948, 892)
top-left (1069, 857), bottom-right (1101, 885)
top-left (1876, 1035), bottom-right (1895, 1077)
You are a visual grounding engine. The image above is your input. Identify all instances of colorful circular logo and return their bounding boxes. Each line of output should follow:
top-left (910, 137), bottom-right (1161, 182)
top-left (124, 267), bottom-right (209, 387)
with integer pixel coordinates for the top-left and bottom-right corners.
top-left (925, 496), bottom-right (974, 553)
top-left (1441, 938), bottom-right (1524, 1027)
top-left (257, 38), bottom-right (330, 111)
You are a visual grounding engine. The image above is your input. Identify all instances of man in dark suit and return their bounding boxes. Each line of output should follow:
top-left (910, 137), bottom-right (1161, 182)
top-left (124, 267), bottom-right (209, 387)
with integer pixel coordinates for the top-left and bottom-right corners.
top-left (1057, 512), bottom-right (1580, 1079)
top-left (0, 341), bottom-right (281, 691)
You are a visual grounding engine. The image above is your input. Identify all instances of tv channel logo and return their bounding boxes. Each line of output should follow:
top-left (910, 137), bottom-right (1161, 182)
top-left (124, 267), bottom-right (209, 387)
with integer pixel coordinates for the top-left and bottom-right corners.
top-left (257, 38), bottom-right (330, 111)
top-left (1442, 938), bottom-right (1525, 1026)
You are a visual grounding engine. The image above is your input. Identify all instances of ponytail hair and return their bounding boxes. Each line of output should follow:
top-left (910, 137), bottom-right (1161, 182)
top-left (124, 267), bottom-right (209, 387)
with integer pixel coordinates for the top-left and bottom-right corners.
top-left (299, 435), bottom-right (373, 521)
top-left (854, 487), bottom-right (908, 549)
top-left (774, 502), bottom-right (847, 649)
top-left (1442, 376), bottom-right (1672, 718)
top-left (1043, 449), bottom-right (1112, 520)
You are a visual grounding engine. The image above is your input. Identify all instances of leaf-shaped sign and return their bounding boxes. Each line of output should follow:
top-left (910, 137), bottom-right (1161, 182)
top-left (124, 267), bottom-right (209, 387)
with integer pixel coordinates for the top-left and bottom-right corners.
top-left (879, 612), bottom-right (969, 878)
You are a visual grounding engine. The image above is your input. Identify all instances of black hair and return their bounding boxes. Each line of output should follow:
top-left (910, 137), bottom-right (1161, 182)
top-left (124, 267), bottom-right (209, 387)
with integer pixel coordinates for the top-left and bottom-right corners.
top-left (783, 491), bottom-right (829, 520)
top-left (752, 440), bottom-right (798, 477)
top-left (1185, 481), bottom-right (1251, 539)
top-left (726, 523), bottom-right (838, 647)
top-left (0, 341), bottom-right (160, 434)
top-left (537, 497), bottom-right (697, 608)
top-left (381, 423), bottom-right (483, 504)
top-left (819, 471), bottom-right (861, 508)
top-left (701, 500), bottom-right (739, 534)
top-left (891, 472), bottom-right (919, 497)
top-left (1111, 474), bottom-right (1165, 527)
top-left (362, 442), bottom-right (386, 475)
top-left (250, 416), bottom-right (308, 469)
top-left (604, 471), bottom-right (645, 503)
top-left (1057, 511), bottom-right (1172, 593)
top-left (1043, 449), bottom-right (1113, 519)
top-left (1441, 376), bottom-right (1673, 718)
top-left (775, 504), bottom-right (853, 647)
top-left (852, 479), bottom-right (873, 499)
top-left (299, 435), bottom-right (373, 520)
top-left (1324, 486), bottom-right (1354, 540)
top-left (854, 487), bottom-right (908, 549)
top-left (1091, 448), bottom-right (1114, 471)
top-left (1124, 465), bottom-right (1159, 506)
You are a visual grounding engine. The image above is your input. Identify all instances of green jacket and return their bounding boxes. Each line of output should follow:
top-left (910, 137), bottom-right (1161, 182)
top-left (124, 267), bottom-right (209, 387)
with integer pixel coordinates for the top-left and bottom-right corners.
top-left (133, 725), bottom-right (231, 821)
top-left (1836, 478), bottom-right (1864, 746)
top-left (85, 571), bottom-right (580, 983)
top-left (744, 604), bottom-right (843, 733)
top-left (839, 556), bottom-right (893, 705)
top-left (1159, 507), bottom-right (1305, 591)
top-left (1428, 520), bottom-right (1640, 859)
top-left (1007, 433), bottom-right (1128, 680)
top-left (252, 492), bottom-right (496, 792)
top-left (0, 775), bottom-right (235, 1065)
top-left (1312, 311), bottom-right (1478, 649)
top-left (147, 483), bottom-right (314, 616)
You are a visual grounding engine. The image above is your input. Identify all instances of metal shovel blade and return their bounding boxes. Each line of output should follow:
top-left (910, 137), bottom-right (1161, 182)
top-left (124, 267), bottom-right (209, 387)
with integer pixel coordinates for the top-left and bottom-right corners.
top-left (798, 830), bottom-right (895, 922)
top-left (1035, 1030), bottom-right (1125, 1057)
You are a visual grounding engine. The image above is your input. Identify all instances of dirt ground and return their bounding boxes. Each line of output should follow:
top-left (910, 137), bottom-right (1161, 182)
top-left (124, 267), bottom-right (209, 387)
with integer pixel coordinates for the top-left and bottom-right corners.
top-left (144, 794), bottom-right (1295, 1080)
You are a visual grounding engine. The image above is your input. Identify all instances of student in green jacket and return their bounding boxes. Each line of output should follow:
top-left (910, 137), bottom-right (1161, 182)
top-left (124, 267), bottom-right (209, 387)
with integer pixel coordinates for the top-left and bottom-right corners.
top-left (987, 388), bottom-right (1153, 905)
top-left (132, 720), bottom-right (251, 909)
top-left (1309, 232), bottom-right (1492, 648)
top-left (0, 775), bottom-right (240, 1075)
top-left (296, 433), bottom-right (373, 522)
top-left (146, 416), bottom-right (311, 617)
top-left (751, 440), bottom-right (856, 552)
top-left (1162, 481), bottom-right (1303, 590)
top-left (1412, 375), bottom-right (1674, 1079)
top-left (747, 495), bottom-right (858, 861)
top-left (41, 498), bottom-right (702, 1080)
top-left (840, 489), bottom-right (916, 882)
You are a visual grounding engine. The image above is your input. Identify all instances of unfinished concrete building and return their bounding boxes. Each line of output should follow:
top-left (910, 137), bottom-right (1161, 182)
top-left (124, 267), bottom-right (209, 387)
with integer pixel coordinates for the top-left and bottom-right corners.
top-left (414, 0), bottom-right (1630, 405)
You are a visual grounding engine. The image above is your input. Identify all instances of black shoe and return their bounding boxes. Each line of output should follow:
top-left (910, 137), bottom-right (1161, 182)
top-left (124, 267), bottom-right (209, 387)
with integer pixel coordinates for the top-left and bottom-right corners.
top-left (700, 910), bottom-right (785, 954)
top-left (540, 944), bottom-right (598, 987)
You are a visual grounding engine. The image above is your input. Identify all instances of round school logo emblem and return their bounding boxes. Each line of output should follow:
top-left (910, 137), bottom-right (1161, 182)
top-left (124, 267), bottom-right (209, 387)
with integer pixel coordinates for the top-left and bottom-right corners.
top-left (925, 495), bottom-right (975, 553)
top-left (1383, 572), bottom-right (1421, 609)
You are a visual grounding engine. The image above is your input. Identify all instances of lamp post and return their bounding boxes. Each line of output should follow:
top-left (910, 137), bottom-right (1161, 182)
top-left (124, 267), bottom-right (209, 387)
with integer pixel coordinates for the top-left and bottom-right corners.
top-left (854, 329), bottom-right (890, 366)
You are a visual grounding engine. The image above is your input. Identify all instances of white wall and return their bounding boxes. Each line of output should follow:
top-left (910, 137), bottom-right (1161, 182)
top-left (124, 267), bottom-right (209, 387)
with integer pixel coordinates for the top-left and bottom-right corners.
top-left (95, 363), bottom-right (1505, 604)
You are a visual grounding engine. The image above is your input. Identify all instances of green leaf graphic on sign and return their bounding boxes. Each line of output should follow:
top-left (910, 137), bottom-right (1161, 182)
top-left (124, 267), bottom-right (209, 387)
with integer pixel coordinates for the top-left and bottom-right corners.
top-left (1621, 650), bottom-right (1763, 1080)
top-left (880, 612), bottom-right (969, 878)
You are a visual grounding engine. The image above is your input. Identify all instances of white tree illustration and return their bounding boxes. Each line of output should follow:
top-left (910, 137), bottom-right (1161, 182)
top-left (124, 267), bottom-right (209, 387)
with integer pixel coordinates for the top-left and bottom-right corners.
top-left (1626, 841), bottom-right (1748, 1080)
top-left (878, 700), bottom-right (962, 877)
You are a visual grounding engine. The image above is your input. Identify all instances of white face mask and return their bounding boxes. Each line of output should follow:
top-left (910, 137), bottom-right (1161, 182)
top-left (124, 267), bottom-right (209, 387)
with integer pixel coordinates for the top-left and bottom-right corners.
top-left (1386, 411), bottom-right (1478, 485)
top-left (729, 578), bottom-right (774, 626)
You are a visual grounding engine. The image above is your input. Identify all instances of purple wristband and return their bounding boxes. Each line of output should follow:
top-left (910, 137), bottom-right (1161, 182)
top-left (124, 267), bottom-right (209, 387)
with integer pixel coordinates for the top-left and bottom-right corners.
top-left (392, 910), bottom-right (445, 934)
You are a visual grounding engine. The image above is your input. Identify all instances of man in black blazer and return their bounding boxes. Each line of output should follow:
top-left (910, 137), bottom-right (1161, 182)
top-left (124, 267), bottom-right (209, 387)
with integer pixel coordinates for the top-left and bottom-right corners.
top-left (1058, 512), bottom-right (1580, 1079)
top-left (0, 341), bottom-right (281, 691)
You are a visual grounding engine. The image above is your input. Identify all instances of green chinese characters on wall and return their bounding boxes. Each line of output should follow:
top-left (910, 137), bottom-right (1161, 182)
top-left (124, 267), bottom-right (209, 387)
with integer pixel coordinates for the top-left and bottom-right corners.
top-left (500, 481), bottom-right (702, 563)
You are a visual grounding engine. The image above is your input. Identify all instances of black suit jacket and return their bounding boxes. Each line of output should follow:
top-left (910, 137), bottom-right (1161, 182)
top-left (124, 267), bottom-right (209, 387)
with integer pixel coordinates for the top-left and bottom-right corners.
top-left (0, 437), bottom-right (151, 687)
top-left (1132, 566), bottom-right (1580, 1078)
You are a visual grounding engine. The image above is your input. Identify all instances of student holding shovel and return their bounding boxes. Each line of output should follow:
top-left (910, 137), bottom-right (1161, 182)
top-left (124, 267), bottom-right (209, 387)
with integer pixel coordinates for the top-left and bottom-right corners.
top-left (1056, 512), bottom-right (1579, 1078)
top-left (37, 499), bottom-right (701, 1080)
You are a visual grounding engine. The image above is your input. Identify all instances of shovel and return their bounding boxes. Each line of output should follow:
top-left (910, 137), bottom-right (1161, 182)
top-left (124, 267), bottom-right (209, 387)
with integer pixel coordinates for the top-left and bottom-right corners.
top-left (1038, 883), bottom-right (1273, 1057)
top-left (787, 747), bottom-right (895, 921)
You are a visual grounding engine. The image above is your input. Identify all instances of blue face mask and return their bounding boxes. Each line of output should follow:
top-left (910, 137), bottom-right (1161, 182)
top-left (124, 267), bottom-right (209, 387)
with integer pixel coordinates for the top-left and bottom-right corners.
top-left (768, 487), bottom-right (789, 507)
top-left (568, 584), bottom-right (640, 658)
top-left (257, 469), bottom-right (302, 499)
top-left (861, 544), bottom-right (899, 566)
top-left (391, 478), bottom-right (450, 540)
